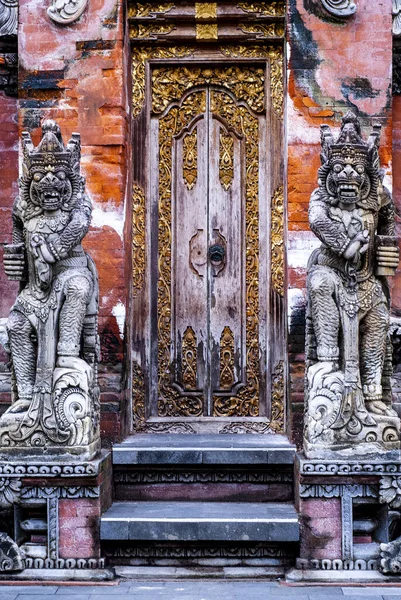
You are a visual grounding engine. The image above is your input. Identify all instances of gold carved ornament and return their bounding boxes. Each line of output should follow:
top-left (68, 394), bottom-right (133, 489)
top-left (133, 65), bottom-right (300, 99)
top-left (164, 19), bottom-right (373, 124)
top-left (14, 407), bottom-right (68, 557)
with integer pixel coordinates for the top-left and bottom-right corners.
top-left (220, 45), bottom-right (283, 117)
top-left (183, 130), bottom-right (198, 190)
top-left (196, 24), bottom-right (218, 40)
top-left (131, 47), bottom-right (195, 119)
top-left (219, 326), bottom-right (235, 390)
top-left (182, 326), bottom-right (198, 390)
top-left (271, 185), bottom-right (284, 296)
top-left (237, 1), bottom-right (285, 16)
top-left (128, 3), bottom-right (174, 18)
top-left (195, 2), bottom-right (217, 19)
top-left (132, 184), bottom-right (146, 297)
top-left (130, 23), bottom-right (175, 39)
top-left (132, 360), bottom-right (146, 428)
top-left (238, 22), bottom-right (285, 37)
top-left (212, 90), bottom-right (260, 417)
top-left (219, 131), bottom-right (234, 190)
top-left (157, 90), bottom-right (206, 417)
top-left (270, 360), bottom-right (284, 433)
top-left (152, 65), bottom-right (265, 115)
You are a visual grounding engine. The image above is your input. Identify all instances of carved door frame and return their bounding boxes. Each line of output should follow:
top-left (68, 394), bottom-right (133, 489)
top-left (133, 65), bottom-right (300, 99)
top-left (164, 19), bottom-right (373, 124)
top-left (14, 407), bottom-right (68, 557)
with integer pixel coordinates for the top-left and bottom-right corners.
top-left (129, 1), bottom-right (287, 435)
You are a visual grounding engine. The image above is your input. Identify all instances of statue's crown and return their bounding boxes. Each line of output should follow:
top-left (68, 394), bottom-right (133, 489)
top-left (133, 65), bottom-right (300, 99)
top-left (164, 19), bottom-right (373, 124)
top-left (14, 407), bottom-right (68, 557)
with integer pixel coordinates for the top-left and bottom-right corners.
top-left (320, 111), bottom-right (381, 165)
top-left (22, 120), bottom-right (81, 174)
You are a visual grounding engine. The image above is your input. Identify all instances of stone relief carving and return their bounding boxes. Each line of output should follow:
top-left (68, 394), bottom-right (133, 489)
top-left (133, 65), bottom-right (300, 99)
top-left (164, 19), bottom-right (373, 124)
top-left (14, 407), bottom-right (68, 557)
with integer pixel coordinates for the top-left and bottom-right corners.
top-left (0, 0), bottom-right (17, 36)
top-left (380, 538), bottom-right (401, 573)
top-left (1, 120), bottom-right (100, 458)
top-left (47, 0), bottom-right (88, 25)
top-left (305, 111), bottom-right (400, 457)
top-left (320, 0), bottom-right (356, 17)
top-left (394, 0), bottom-right (401, 37)
top-left (0, 533), bottom-right (24, 571)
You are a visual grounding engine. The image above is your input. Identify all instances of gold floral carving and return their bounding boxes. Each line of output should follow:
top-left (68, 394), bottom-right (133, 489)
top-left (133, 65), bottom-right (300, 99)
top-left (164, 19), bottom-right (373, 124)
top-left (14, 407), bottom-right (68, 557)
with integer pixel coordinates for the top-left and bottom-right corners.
top-left (131, 47), bottom-right (195, 119)
top-left (130, 23), bottom-right (175, 39)
top-left (219, 327), bottom-right (235, 390)
top-left (157, 90), bottom-right (206, 417)
top-left (219, 131), bottom-right (234, 190)
top-left (271, 185), bottom-right (284, 296)
top-left (183, 130), bottom-right (198, 190)
top-left (132, 184), bottom-right (146, 296)
top-left (182, 326), bottom-right (198, 389)
top-left (237, 1), bottom-right (285, 16)
top-left (270, 360), bottom-right (285, 433)
top-left (196, 24), bottom-right (218, 40)
top-left (152, 65), bottom-right (265, 115)
top-left (238, 22), bottom-right (285, 37)
top-left (220, 45), bottom-right (283, 117)
top-left (128, 3), bottom-right (174, 18)
top-left (132, 361), bottom-right (145, 429)
top-left (195, 2), bottom-right (217, 18)
top-left (212, 90), bottom-right (260, 418)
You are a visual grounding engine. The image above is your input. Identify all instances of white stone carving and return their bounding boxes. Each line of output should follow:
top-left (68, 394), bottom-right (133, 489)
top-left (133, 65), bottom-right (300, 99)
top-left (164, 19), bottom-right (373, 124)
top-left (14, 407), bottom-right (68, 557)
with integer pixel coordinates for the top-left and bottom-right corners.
top-left (0, 0), bottom-right (17, 36)
top-left (1, 120), bottom-right (100, 459)
top-left (305, 112), bottom-right (400, 458)
top-left (47, 0), bottom-right (88, 25)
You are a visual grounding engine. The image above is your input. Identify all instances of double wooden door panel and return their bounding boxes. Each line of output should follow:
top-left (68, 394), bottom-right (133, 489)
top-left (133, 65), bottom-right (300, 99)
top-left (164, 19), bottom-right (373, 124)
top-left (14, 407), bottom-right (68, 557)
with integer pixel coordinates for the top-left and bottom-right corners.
top-left (132, 56), bottom-right (285, 434)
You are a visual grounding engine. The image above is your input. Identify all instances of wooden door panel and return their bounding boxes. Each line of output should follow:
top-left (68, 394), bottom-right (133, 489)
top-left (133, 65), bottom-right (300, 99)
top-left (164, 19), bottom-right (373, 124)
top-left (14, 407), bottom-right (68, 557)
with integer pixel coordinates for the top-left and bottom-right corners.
top-left (172, 118), bottom-right (208, 401)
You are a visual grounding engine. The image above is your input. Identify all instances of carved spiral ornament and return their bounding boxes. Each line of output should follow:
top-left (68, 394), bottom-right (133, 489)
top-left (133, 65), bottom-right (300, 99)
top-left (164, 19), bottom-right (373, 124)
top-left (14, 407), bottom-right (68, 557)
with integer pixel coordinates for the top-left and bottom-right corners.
top-left (320, 0), bottom-right (356, 17)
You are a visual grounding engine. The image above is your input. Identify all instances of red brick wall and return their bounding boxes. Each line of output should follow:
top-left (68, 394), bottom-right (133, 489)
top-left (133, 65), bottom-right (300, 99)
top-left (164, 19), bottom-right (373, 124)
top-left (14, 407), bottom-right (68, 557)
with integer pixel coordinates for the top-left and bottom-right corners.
top-left (286, 0), bottom-right (393, 447)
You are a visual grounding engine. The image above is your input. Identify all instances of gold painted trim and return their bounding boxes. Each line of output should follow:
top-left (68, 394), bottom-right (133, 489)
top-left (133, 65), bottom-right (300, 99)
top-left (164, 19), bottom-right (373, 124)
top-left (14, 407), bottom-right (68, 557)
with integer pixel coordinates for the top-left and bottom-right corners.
top-left (196, 23), bottom-right (218, 40)
top-left (182, 326), bottom-right (198, 389)
top-left (195, 2), bottom-right (217, 19)
top-left (270, 359), bottom-right (285, 433)
top-left (130, 23), bottom-right (175, 39)
top-left (128, 2), bottom-right (174, 18)
top-left (183, 130), bottom-right (198, 190)
top-left (271, 185), bottom-right (284, 296)
top-left (152, 65), bottom-right (265, 115)
top-left (131, 47), bottom-right (195, 119)
top-left (132, 184), bottom-right (146, 297)
top-left (220, 45), bottom-right (284, 117)
top-left (132, 360), bottom-right (145, 428)
top-left (219, 326), bottom-right (235, 390)
top-left (238, 22), bottom-right (285, 37)
top-left (219, 131), bottom-right (234, 191)
top-left (237, 1), bottom-right (285, 16)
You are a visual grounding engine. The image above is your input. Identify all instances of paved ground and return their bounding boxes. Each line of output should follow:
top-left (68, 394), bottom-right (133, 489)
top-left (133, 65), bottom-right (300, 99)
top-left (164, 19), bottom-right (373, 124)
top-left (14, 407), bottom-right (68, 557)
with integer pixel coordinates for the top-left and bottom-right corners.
top-left (2, 582), bottom-right (401, 600)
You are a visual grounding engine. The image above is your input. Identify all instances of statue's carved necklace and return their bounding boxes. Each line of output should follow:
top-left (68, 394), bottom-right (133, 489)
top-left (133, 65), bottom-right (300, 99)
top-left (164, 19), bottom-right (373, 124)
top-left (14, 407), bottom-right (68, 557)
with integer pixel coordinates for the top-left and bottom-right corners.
top-left (37, 211), bottom-right (69, 233)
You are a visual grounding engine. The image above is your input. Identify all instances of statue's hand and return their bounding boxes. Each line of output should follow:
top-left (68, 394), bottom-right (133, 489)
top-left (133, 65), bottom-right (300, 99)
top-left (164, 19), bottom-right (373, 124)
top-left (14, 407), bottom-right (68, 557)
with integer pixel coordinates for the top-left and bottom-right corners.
top-left (377, 244), bottom-right (399, 273)
top-left (343, 231), bottom-right (370, 260)
top-left (31, 234), bottom-right (56, 264)
top-left (3, 243), bottom-right (25, 281)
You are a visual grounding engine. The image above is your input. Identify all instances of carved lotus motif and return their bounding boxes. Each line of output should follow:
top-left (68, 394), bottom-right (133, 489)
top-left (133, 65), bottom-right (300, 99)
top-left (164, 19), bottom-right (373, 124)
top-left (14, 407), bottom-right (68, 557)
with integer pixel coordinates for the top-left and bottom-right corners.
top-left (0, 477), bottom-right (21, 507)
top-left (379, 476), bottom-right (401, 508)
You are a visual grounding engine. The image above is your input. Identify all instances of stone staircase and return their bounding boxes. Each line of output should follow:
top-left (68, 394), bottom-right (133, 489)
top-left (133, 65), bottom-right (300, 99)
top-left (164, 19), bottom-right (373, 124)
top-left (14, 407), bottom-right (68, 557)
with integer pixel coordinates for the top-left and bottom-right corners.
top-left (100, 434), bottom-right (299, 577)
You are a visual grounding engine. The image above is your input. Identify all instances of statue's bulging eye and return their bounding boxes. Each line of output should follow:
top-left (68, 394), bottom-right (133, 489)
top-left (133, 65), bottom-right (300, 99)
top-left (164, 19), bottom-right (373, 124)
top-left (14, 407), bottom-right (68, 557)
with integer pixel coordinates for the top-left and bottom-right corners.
top-left (333, 163), bottom-right (342, 173)
top-left (56, 171), bottom-right (66, 180)
top-left (33, 172), bottom-right (42, 182)
top-left (356, 164), bottom-right (365, 174)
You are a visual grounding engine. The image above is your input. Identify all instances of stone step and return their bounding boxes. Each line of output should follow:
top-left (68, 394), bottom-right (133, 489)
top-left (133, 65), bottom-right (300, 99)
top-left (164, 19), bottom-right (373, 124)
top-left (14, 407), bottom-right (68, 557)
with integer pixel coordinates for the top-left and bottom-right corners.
top-left (100, 501), bottom-right (299, 542)
top-left (112, 434), bottom-right (296, 466)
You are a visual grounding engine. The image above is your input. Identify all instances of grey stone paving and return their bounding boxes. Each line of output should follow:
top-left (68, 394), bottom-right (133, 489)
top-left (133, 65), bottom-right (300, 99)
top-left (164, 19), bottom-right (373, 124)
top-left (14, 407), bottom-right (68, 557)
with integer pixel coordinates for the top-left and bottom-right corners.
top-left (0, 582), bottom-right (401, 600)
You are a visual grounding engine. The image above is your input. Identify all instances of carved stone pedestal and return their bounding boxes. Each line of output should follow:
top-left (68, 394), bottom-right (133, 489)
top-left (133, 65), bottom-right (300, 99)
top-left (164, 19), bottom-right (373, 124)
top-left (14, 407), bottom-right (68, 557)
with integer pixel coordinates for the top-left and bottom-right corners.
top-left (287, 453), bottom-right (401, 582)
top-left (0, 452), bottom-right (112, 580)
top-left (304, 414), bottom-right (401, 460)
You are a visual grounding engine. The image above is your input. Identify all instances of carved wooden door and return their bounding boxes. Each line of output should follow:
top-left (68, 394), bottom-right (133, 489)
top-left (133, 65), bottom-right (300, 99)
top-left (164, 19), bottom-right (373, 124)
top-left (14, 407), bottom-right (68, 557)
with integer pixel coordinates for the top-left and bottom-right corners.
top-left (132, 55), bottom-right (285, 435)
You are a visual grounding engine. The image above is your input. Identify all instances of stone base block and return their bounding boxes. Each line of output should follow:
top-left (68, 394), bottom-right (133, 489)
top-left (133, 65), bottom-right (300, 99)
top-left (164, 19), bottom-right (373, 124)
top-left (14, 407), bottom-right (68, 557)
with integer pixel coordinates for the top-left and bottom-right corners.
top-left (0, 568), bottom-right (114, 581)
top-left (0, 439), bottom-right (101, 461)
top-left (286, 567), bottom-right (389, 583)
top-left (304, 415), bottom-right (401, 459)
top-left (114, 565), bottom-right (284, 579)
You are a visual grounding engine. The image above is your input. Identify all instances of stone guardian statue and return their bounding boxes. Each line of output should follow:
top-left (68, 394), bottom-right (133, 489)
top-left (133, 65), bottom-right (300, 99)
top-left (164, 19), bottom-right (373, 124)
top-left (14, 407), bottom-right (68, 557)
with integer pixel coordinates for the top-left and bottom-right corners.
top-left (1, 120), bottom-right (100, 457)
top-left (305, 111), bottom-right (400, 457)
